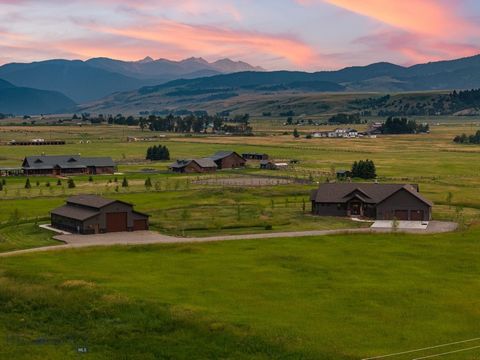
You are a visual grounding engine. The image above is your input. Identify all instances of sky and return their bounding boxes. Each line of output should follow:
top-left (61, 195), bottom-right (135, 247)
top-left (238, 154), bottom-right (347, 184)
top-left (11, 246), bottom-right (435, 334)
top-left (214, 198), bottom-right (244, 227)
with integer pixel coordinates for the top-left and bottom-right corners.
top-left (1, 0), bottom-right (480, 70)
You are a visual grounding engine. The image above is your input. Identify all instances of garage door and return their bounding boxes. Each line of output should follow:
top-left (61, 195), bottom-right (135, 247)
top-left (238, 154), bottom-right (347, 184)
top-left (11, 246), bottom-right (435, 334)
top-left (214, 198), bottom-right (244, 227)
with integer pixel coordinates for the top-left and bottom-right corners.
top-left (133, 219), bottom-right (148, 231)
top-left (410, 210), bottom-right (424, 221)
top-left (106, 212), bottom-right (127, 232)
top-left (394, 210), bottom-right (409, 220)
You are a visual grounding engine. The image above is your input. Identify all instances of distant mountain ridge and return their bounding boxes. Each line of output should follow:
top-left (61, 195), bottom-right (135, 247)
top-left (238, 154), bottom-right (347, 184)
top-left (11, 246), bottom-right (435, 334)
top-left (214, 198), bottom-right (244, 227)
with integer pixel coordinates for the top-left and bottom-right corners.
top-left (0, 78), bottom-right (75, 115)
top-left (0, 57), bottom-right (264, 103)
top-left (83, 53), bottom-right (480, 114)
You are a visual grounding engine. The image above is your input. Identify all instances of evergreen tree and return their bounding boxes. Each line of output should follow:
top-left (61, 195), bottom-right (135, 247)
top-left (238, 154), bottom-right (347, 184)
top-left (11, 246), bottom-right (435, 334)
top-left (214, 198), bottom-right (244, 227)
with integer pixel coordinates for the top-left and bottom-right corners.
top-left (293, 128), bottom-right (300, 138)
top-left (0, 181), bottom-right (3, 191)
top-left (25, 178), bottom-right (31, 189)
top-left (67, 178), bottom-right (76, 188)
top-left (122, 177), bottom-right (128, 187)
top-left (57, 179), bottom-right (62, 186)
top-left (144, 177), bottom-right (152, 189)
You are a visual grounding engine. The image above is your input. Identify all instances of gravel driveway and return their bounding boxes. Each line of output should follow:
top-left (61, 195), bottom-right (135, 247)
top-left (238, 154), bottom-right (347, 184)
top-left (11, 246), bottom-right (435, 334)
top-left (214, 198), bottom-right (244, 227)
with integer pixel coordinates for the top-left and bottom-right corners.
top-left (0, 221), bottom-right (457, 258)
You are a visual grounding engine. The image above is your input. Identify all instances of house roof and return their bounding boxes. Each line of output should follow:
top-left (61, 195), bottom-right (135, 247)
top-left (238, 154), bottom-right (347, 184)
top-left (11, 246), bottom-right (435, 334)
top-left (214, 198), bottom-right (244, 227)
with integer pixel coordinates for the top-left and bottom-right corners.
top-left (51, 204), bottom-right (100, 221)
top-left (210, 151), bottom-right (242, 161)
top-left (310, 183), bottom-right (432, 206)
top-left (66, 195), bottom-right (118, 209)
top-left (170, 158), bottom-right (217, 169)
top-left (23, 155), bottom-right (115, 170)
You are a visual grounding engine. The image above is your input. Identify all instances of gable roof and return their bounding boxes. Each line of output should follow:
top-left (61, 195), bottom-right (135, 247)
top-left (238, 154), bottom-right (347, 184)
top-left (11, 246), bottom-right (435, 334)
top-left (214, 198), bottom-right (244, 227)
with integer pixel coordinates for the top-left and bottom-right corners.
top-left (210, 151), bottom-right (244, 161)
top-left (51, 204), bottom-right (100, 221)
top-left (311, 183), bottom-right (432, 206)
top-left (23, 155), bottom-right (115, 169)
top-left (170, 158), bottom-right (217, 169)
top-left (66, 195), bottom-right (119, 209)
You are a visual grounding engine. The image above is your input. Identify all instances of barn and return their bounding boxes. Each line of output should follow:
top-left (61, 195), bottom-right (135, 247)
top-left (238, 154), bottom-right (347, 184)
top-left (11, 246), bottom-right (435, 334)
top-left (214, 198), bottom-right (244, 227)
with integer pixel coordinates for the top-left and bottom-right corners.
top-left (169, 158), bottom-right (217, 173)
top-left (210, 151), bottom-right (246, 169)
top-left (51, 195), bottom-right (149, 234)
top-left (310, 183), bottom-right (433, 221)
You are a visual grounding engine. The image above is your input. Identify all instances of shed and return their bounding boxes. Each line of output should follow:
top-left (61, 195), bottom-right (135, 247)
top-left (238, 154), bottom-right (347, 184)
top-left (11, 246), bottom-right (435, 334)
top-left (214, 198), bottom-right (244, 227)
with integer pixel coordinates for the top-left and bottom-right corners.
top-left (51, 195), bottom-right (149, 234)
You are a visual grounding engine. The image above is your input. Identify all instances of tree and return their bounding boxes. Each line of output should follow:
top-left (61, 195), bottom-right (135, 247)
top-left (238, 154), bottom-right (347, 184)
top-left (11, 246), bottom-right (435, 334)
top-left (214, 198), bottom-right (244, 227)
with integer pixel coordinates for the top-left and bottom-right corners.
top-left (88, 176), bottom-right (94, 182)
top-left (67, 178), bottom-right (76, 188)
top-left (25, 178), bottom-right (31, 189)
top-left (146, 145), bottom-right (170, 161)
top-left (122, 177), bottom-right (128, 187)
top-left (144, 177), bottom-right (152, 189)
top-left (57, 179), bottom-right (62, 186)
top-left (351, 159), bottom-right (376, 179)
top-left (293, 128), bottom-right (300, 138)
top-left (0, 181), bottom-right (3, 191)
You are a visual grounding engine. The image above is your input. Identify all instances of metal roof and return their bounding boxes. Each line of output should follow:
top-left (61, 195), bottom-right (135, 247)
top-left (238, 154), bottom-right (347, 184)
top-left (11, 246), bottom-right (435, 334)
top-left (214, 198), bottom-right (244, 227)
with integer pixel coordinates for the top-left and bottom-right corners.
top-left (23, 155), bottom-right (115, 170)
top-left (66, 195), bottom-right (118, 209)
top-left (51, 204), bottom-right (100, 221)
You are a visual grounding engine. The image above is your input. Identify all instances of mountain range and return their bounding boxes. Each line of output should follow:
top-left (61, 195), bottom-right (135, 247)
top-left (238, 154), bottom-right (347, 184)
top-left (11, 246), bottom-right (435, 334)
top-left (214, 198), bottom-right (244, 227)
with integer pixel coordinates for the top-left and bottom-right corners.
top-left (83, 54), bottom-right (480, 114)
top-left (0, 57), bottom-right (263, 103)
top-left (3, 54), bottom-right (480, 115)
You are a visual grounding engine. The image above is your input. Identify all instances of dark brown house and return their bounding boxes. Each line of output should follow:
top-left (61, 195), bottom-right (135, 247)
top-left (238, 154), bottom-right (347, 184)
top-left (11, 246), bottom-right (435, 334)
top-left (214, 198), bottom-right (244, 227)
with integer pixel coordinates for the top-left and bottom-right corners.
top-left (310, 183), bottom-right (433, 221)
top-left (210, 151), bottom-right (246, 169)
top-left (22, 155), bottom-right (116, 176)
top-left (169, 158), bottom-right (217, 173)
top-left (51, 195), bottom-right (149, 234)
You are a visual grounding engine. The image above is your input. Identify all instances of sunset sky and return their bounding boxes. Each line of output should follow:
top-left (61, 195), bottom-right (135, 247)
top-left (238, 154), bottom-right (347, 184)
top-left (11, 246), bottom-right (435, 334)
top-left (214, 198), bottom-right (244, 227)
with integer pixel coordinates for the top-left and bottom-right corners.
top-left (1, 0), bottom-right (479, 70)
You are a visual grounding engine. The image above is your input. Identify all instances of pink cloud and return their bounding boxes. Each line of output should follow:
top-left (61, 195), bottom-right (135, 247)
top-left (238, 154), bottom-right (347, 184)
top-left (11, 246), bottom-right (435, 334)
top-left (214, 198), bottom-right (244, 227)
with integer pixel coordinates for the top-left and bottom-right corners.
top-left (77, 19), bottom-right (319, 67)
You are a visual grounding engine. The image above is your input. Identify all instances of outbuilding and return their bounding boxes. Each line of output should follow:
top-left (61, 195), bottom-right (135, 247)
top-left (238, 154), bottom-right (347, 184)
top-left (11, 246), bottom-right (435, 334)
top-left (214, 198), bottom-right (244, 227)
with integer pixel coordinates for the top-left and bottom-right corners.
top-left (51, 195), bottom-right (149, 234)
top-left (210, 151), bottom-right (246, 169)
top-left (169, 158), bottom-right (218, 173)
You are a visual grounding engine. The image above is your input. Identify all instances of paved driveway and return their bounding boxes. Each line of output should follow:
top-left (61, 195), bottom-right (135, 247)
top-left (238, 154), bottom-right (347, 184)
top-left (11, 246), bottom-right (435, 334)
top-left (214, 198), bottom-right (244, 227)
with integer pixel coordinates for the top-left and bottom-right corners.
top-left (0, 221), bottom-right (458, 258)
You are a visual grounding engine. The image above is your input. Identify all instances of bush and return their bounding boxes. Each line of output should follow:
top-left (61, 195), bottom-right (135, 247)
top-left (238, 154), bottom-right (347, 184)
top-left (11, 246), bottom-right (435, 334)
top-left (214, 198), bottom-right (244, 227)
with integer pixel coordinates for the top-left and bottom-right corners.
top-left (265, 224), bottom-right (273, 230)
top-left (122, 177), bottom-right (129, 187)
top-left (25, 178), bottom-right (31, 189)
top-left (67, 178), bottom-right (76, 188)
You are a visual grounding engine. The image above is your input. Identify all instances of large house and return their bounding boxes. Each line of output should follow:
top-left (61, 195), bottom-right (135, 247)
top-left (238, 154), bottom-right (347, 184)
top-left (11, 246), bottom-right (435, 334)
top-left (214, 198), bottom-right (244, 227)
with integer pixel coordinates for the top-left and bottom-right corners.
top-left (22, 155), bottom-right (116, 176)
top-left (51, 195), bottom-right (149, 234)
top-left (170, 158), bottom-right (217, 173)
top-left (310, 183), bottom-right (433, 221)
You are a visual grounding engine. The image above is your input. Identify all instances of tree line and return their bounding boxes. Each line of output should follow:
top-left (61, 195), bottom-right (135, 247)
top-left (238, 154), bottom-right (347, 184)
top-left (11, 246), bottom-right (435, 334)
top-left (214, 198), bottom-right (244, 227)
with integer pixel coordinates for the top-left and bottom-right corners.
top-left (381, 117), bottom-right (429, 134)
top-left (453, 131), bottom-right (480, 144)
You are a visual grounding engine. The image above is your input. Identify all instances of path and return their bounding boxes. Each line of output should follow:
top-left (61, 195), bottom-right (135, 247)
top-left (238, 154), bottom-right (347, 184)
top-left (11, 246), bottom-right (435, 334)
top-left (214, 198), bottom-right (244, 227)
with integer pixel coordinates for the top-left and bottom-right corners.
top-left (0, 221), bottom-right (458, 258)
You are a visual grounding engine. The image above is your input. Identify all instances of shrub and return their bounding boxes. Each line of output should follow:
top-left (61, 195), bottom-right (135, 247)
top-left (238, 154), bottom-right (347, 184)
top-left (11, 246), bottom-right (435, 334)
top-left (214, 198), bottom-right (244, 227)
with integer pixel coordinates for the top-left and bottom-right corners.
top-left (67, 178), bottom-right (76, 188)
top-left (25, 178), bottom-right (31, 189)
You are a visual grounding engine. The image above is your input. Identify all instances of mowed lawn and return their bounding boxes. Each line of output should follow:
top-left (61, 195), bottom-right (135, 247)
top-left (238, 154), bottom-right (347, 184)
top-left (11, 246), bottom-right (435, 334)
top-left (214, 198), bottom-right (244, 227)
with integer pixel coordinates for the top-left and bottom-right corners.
top-left (2, 229), bottom-right (480, 359)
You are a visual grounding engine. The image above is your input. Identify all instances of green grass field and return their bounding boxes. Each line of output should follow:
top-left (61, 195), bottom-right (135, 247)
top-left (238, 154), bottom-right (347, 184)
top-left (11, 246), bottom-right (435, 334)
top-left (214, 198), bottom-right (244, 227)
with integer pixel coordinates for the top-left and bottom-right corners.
top-left (1, 229), bottom-right (480, 359)
top-left (1, 118), bottom-right (480, 358)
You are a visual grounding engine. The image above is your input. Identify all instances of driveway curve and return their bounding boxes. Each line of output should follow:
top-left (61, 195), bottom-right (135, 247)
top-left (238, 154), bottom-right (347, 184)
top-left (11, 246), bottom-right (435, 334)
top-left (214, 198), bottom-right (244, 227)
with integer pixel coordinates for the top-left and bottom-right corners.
top-left (0, 221), bottom-right (458, 258)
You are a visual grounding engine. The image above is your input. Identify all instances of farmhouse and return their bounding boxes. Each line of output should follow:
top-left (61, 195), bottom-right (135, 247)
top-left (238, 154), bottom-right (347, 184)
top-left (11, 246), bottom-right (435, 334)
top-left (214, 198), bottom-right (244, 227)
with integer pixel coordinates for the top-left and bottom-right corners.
top-left (310, 183), bottom-right (432, 221)
top-left (51, 195), bottom-right (149, 234)
top-left (170, 158), bottom-right (217, 173)
top-left (312, 128), bottom-right (359, 138)
top-left (22, 155), bottom-right (116, 176)
top-left (210, 151), bottom-right (246, 169)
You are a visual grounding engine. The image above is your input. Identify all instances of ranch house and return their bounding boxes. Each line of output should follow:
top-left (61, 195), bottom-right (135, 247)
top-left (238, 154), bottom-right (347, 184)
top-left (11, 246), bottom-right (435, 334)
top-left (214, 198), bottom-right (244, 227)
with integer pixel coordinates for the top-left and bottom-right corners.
top-left (310, 183), bottom-right (433, 221)
top-left (22, 155), bottom-right (116, 176)
top-left (51, 195), bottom-right (149, 234)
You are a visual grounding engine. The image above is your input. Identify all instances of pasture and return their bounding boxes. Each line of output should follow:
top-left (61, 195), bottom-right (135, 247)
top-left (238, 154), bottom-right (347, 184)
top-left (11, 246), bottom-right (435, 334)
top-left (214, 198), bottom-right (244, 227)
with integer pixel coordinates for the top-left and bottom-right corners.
top-left (1, 229), bottom-right (480, 359)
top-left (0, 117), bottom-right (480, 358)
